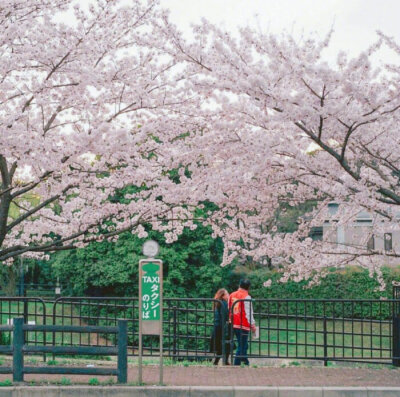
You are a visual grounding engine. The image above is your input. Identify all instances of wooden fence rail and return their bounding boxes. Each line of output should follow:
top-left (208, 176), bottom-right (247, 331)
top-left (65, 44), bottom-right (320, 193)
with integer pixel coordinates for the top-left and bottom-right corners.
top-left (0, 317), bottom-right (128, 383)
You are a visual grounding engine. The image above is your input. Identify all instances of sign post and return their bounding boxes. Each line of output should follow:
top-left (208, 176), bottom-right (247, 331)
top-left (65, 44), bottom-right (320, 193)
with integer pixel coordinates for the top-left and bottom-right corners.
top-left (138, 240), bottom-right (163, 385)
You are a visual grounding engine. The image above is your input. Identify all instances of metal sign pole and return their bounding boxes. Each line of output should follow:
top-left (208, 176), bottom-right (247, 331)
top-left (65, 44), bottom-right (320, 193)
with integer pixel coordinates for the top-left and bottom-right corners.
top-left (138, 241), bottom-right (162, 386)
top-left (138, 261), bottom-right (143, 384)
top-left (159, 260), bottom-right (163, 385)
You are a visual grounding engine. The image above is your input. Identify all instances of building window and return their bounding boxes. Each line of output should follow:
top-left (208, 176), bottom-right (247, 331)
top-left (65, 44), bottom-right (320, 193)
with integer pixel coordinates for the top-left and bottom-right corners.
top-left (367, 235), bottom-right (375, 251)
top-left (356, 211), bottom-right (372, 223)
top-left (309, 227), bottom-right (323, 241)
top-left (337, 226), bottom-right (345, 246)
top-left (328, 202), bottom-right (339, 216)
top-left (384, 233), bottom-right (393, 252)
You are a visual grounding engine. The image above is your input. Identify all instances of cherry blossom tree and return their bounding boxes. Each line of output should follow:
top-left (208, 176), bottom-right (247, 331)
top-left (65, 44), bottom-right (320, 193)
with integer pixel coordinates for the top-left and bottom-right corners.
top-left (0, 0), bottom-right (205, 264)
top-left (3, 0), bottom-right (400, 289)
top-left (159, 20), bottom-right (400, 284)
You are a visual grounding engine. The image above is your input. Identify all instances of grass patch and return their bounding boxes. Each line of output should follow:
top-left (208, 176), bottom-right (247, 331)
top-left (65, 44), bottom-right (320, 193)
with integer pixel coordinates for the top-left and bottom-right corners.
top-left (101, 378), bottom-right (115, 385)
top-left (60, 377), bottom-right (71, 386)
top-left (0, 379), bottom-right (12, 387)
top-left (47, 360), bottom-right (58, 366)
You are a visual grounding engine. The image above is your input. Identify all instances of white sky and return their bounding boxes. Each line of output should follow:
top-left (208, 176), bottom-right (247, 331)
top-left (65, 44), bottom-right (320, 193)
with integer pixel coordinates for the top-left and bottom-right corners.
top-left (160, 0), bottom-right (400, 63)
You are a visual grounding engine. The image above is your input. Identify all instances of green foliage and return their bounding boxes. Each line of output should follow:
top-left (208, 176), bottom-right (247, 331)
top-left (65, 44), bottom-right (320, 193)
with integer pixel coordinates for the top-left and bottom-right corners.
top-left (276, 200), bottom-right (319, 233)
top-left (290, 361), bottom-right (301, 366)
top-left (88, 378), bottom-right (100, 386)
top-left (60, 377), bottom-right (71, 386)
top-left (0, 332), bottom-right (10, 346)
top-left (47, 360), bottom-right (58, 366)
top-left (48, 222), bottom-right (235, 299)
top-left (248, 266), bottom-right (393, 301)
top-left (246, 265), bottom-right (399, 319)
top-left (102, 378), bottom-right (115, 385)
top-left (0, 379), bottom-right (12, 387)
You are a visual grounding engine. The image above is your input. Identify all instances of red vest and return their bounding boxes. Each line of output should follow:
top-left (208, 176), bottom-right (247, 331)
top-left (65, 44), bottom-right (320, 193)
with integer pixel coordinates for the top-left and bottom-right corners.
top-left (229, 288), bottom-right (250, 331)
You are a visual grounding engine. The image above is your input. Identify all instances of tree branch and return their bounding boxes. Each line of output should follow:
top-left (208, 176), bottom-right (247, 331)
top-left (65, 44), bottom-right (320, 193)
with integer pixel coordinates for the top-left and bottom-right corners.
top-left (6, 184), bottom-right (75, 232)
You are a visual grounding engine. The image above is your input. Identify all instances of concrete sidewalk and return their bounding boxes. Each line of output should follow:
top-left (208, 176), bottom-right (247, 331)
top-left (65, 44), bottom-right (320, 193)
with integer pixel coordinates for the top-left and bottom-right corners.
top-left (2, 365), bottom-right (400, 387)
top-left (1, 386), bottom-right (400, 396)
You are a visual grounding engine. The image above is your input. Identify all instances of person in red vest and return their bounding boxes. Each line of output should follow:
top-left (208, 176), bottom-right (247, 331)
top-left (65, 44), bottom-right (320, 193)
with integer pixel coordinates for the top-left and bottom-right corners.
top-left (228, 279), bottom-right (256, 365)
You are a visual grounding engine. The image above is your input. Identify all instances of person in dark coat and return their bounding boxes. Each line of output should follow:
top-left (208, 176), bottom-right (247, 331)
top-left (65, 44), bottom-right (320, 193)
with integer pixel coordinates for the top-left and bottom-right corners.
top-left (210, 288), bottom-right (231, 365)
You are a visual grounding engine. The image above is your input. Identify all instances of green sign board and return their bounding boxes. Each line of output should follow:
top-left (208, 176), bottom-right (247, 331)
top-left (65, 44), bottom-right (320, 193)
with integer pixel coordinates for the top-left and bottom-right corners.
top-left (141, 262), bottom-right (161, 321)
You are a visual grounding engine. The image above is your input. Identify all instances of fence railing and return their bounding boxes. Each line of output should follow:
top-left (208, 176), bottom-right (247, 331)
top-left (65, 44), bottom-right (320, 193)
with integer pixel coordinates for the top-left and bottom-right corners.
top-left (0, 317), bottom-right (128, 383)
top-left (51, 297), bottom-right (219, 360)
top-left (229, 298), bottom-right (400, 366)
top-left (0, 297), bottom-right (47, 361)
top-left (0, 296), bottom-right (400, 366)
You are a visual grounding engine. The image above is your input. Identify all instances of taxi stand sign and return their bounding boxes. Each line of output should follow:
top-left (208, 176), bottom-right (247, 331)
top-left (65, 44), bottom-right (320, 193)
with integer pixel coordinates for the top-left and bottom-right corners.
top-left (138, 258), bottom-right (163, 384)
top-left (140, 259), bottom-right (162, 330)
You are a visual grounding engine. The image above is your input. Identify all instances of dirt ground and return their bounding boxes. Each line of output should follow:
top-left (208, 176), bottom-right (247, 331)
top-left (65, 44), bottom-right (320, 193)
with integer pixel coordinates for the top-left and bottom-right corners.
top-left (1, 364), bottom-right (400, 386)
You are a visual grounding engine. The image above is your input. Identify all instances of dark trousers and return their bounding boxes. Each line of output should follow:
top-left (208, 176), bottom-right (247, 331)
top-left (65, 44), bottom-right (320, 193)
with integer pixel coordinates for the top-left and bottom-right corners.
top-left (233, 328), bottom-right (249, 366)
top-left (210, 325), bottom-right (231, 365)
top-left (213, 350), bottom-right (230, 365)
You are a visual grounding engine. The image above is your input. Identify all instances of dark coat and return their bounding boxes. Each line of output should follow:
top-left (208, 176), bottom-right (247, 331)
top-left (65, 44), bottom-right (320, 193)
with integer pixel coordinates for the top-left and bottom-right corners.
top-left (209, 300), bottom-right (231, 355)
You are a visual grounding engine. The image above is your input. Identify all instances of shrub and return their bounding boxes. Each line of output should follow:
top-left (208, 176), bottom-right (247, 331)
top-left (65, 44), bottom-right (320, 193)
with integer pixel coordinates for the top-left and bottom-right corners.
top-left (0, 332), bottom-right (10, 346)
top-left (60, 377), bottom-right (71, 386)
top-left (47, 360), bottom-right (58, 366)
top-left (0, 379), bottom-right (12, 387)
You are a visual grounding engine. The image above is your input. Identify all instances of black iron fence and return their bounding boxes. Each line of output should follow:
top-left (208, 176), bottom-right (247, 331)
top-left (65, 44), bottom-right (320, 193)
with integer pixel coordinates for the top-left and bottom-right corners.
top-left (51, 297), bottom-right (218, 360)
top-left (0, 296), bottom-right (399, 366)
top-left (230, 298), bottom-right (400, 366)
top-left (0, 297), bottom-right (47, 361)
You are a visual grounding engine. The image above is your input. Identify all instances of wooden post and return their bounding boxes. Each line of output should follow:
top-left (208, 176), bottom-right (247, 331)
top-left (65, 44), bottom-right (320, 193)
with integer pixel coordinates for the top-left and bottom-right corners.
top-left (13, 318), bottom-right (24, 382)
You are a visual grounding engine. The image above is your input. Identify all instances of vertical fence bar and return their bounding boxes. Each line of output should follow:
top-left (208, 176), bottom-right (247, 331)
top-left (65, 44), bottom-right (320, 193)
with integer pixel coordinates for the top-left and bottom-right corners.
top-left (42, 301), bottom-right (47, 362)
top-left (221, 300), bottom-right (226, 365)
top-left (23, 299), bottom-right (28, 325)
top-left (203, 301), bottom-right (207, 357)
top-left (13, 318), bottom-right (24, 382)
top-left (52, 300), bottom-right (57, 361)
top-left (195, 302), bottom-right (198, 360)
top-left (172, 306), bottom-right (177, 361)
top-left (392, 308), bottom-right (400, 367)
top-left (186, 300), bottom-right (189, 357)
top-left (304, 302), bottom-right (308, 358)
top-left (117, 319), bottom-right (128, 384)
top-left (323, 316), bottom-right (328, 367)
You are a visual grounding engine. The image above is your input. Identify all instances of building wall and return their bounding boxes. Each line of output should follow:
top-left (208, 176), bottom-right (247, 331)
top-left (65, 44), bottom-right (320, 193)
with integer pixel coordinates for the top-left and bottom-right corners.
top-left (322, 223), bottom-right (400, 266)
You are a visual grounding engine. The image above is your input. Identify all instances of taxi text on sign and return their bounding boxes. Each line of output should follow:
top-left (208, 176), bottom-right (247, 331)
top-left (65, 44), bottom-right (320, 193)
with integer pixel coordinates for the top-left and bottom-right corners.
top-left (139, 259), bottom-right (162, 335)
